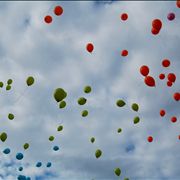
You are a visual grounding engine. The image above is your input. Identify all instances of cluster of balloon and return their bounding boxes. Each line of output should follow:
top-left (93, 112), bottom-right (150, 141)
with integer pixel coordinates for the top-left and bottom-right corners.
top-left (86, 43), bottom-right (94, 53)
top-left (0, 79), bottom-right (13, 91)
top-left (44, 5), bottom-right (63, 24)
top-left (140, 65), bottom-right (156, 87)
top-left (53, 88), bottom-right (67, 109)
top-left (151, 19), bottom-right (162, 35)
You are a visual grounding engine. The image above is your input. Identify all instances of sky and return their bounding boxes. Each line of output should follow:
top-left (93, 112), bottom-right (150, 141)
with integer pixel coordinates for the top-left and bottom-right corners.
top-left (0, 1), bottom-right (179, 180)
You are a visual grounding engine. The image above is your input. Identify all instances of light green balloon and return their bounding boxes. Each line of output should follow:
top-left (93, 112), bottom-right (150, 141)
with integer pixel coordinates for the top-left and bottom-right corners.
top-left (23, 143), bottom-right (29, 150)
top-left (117, 128), bottom-right (122, 133)
top-left (131, 103), bottom-right (139, 112)
top-left (26, 76), bottom-right (35, 86)
top-left (134, 116), bottom-right (140, 124)
top-left (124, 178), bottom-right (129, 180)
top-left (78, 97), bottom-right (87, 105)
top-left (84, 86), bottom-right (92, 93)
top-left (6, 85), bottom-right (11, 91)
top-left (8, 113), bottom-right (14, 120)
top-left (114, 168), bottom-right (121, 176)
top-left (0, 82), bottom-right (3, 88)
top-left (116, 99), bottom-right (126, 107)
top-left (57, 125), bottom-right (63, 132)
top-left (49, 136), bottom-right (54, 141)
top-left (95, 149), bottom-right (102, 159)
top-left (90, 137), bottom-right (95, 143)
top-left (7, 79), bottom-right (13, 85)
top-left (0, 132), bottom-right (7, 142)
top-left (53, 88), bottom-right (67, 102)
top-left (81, 110), bottom-right (88, 117)
top-left (59, 101), bottom-right (66, 109)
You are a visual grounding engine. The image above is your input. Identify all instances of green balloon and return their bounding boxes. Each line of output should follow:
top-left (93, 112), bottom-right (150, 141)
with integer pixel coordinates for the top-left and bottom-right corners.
top-left (49, 136), bottom-right (54, 141)
top-left (53, 88), bottom-right (67, 102)
top-left (84, 86), bottom-right (92, 93)
top-left (124, 178), bottom-right (129, 180)
top-left (134, 116), bottom-right (140, 124)
top-left (117, 128), bottom-right (122, 133)
top-left (6, 85), bottom-right (11, 91)
top-left (0, 82), bottom-right (3, 88)
top-left (81, 110), bottom-right (88, 117)
top-left (57, 125), bottom-right (63, 132)
top-left (0, 132), bottom-right (7, 142)
top-left (131, 103), bottom-right (139, 112)
top-left (26, 76), bottom-right (35, 86)
top-left (90, 137), bottom-right (95, 143)
top-left (23, 143), bottom-right (29, 150)
top-left (7, 79), bottom-right (13, 85)
top-left (116, 99), bottom-right (126, 107)
top-left (95, 149), bottom-right (102, 159)
top-left (8, 113), bottom-right (14, 120)
top-left (59, 101), bottom-right (66, 109)
top-left (114, 168), bottom-right (121, 176)
top-left (78, 97), bottom-right (87, 105)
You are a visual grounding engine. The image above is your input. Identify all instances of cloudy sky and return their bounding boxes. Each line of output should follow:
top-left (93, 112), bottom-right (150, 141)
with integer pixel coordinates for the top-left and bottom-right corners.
top-left (0, 1), bottom-right (179, 180)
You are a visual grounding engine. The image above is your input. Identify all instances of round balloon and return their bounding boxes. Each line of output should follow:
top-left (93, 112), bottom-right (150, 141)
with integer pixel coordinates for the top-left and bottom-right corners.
top-left (26, 76), bottom-right (35, 86)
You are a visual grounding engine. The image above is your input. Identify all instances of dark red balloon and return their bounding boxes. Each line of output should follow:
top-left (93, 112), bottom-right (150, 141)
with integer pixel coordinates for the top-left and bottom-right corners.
top-left (179, 135), bottom-right (180, 140)
top-left (140, 65), bottom-right (149, 76)
top-left (159, 73), bottom-right (165, 80)
top-left (167, 81), bottom-right (173, 87)
top-left (147, 136), bottom-right (153, 143)
top-left (167, 13), bottom-right (175, 21)
top-left (171, 116), bottom-right (177, 123)
top-left (151, 28), bottom-right (159, 35)
top-left (152, 19), bottom-right (162, 30)
top-left (176, 0), bottom-right (180, 8)
top-left (167, 73), bottom-right (176, 83)
top-left (160, 109), bottom-right (166, 117)
top-left (54, 6), bottom-right (63, 16)
top-left (173, 92), bottom-right (180, 101)
top-left (162, 59), bottom-right (170, 67)
top-left (86, 43), bottom-right (94, 53)
top-left (121, 13), bottom-right (128, 21)
top-left (121, 50), bottom-right (128, 57)
top-left (144, 76), bottom-right (156, 87)
top-left (44, 15), bottom-right (52, 24)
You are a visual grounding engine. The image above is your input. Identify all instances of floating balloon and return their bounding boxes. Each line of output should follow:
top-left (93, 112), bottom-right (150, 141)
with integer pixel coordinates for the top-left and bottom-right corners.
top-left (121, 49), bottom-right (128, 57)
top-left (95, 149), bottom-right (102, 159)
top-left (47, 162), bottom-right (52, 168)
top-left (124, 178), bottom-right (129, 180)
top-left (114, 168), bottom-right (121, 176)
top-left (78, 97), bottom-right (87, 105)
top-left (53, 146), bottom-right (59, 151)
top-left (16, 153), bottom-right (24, 160)
top-left (167, 73), bottom-right (176, 83)
top-left (57, 125), bottom-right (63, 132)
top-left (131, 103), bottom-right (139, 112)
top-left (86, 43), bottom-right (94, 53)
top-left (117, 128), bottom-right (122, 133)
top-left (23, 143), bottom-right (29, 150)
top-left (17, 175), bottom-right (27, 180)
top-left (140, 65), bottom-right (149, 76)
top-left (36, 162), bottom-right (42, 167)
top-left (179, 135), bottom-right (180, 140)
top-left (116, 99), bottom-right (126, 107)
top-left (147, 136), bottom-right (153, 143)
top-left (133, 116), bottom-right (140, 124)
top-left (151, 27), bottom-right (159, 35)
top-left (177, 0), bottom-right (180, 8)
top-left (173, 92), bottom-right (180, 101)
top-left (26, 76), bottom-right (34, 86)
top-left (18, 167), bottom-right (23, 171)
top-left (121, 13), bottom-right (128, 21)
top-left (8, 113), bottom-right (14, 120)
top-left (81, 110), bottom-right (88, 117)
top-left (144, 76), bottom-right (155, 87)
top-left (159, 73), bottom-right (165, 80)
top-left (84, 86), bottom-right (92, 93)
top-left (49, 136), bottom-right (55, 141)
top-left (167, 12), bottom-right (175, 21)
top-left (0, 132), bottom-right (7, 142)
top-left (0, 81), bottom-right (3, 88)
top-left (171, 116), bottom-right (177, 123)
top-left (59, 100), bottom-right (66, 109)
top-left (7, 79), bottom-right (13, 85)
top-left (3, 148), bottom-right (11, 154)
top-left (152, 19), bottom-right (162, 31)
top-left (54, 6), bottom-right (63, 16)
top-left (162, 59), bottom-right (170, 67)
top-left (53, 88), bottom-right (67, 102)
top-left (167, 81), bottom-right (172, 87)
top-left (90, 137), bottom-right (95, 143)
top-left (44, 15), bottom-right (52, 24)
top-left (6, 85), bottom-right (11, 91)
top-left (160, 109), bottom-right (166, 117)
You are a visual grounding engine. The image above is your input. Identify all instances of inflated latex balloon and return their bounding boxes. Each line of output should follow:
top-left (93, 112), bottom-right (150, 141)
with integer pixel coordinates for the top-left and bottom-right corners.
top-left (57, 125), bottom-right (63, 132)
top-left (3, 148), bottom-right (11, 154)
top-left (140, 65), bottom-right (149, 76)
top-left (81, 110), bottom-right (88, 117)
top-left (131, 103), bottom-right (139, 112)
top-left (18, 167), bottom-right (23, 171)
top-left (53, 146), bottom-right (59, 151)
top-left (6, 85), bottom-right (11, 91)
top-left (133, 116), bottom-right (140, 124)
top-left (53, 88), bottom-right (67, 102)
top-left (78, 97), bottom-right (87, 105)
top-left (144, 76), bottom-right (156, 87)
top-left (152, 19), bottom-right (162, 30)
top-left (90, 137), bottom-right (95, 143)
top-left (116, 99), bottom-right (126, 107)
top-left (84, 86), bottom-right (92, 93)
top-left (44, 15), bottom-right (52, 24)
top-left (16, 153), bottom-right (24, 160)
top-left (86, 43), bottom-right (94, 53)
top-left (8, 113), bottom-right (14, 120)
top-left (0, 132), bottom-right (7, 142)
top-left (7, 79), bottom-right (13, 85)
top-left (95, 149), bottom-right (102, 158)
top-left (114, 168), bottom-right (121, 176)
top-left (23, 143), bottom-right (29, 150)
top-left (117, 128), bottom-right (122, 133)
top-left (49, 136), bottom-right (55, 141)
top-left (26, 76), bottom-right (35, 86)
top-left (54, 6), bottom-right (63, 16)
top-left (47, 162), bottom-right (52, 168)
top-left (36, 162), bottom-right (42, 167)
top-left (59, 101), bottom-right (66, 109)
top-left (167, 13), bottom-right (175, 21)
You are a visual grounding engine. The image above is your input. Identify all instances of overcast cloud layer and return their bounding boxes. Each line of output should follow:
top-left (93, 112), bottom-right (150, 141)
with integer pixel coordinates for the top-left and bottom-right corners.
top-left (0, 1), bottom-right (179, 180)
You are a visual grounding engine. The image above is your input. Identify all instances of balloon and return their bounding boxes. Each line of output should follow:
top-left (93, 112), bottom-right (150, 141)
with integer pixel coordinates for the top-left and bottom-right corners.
top-left (116, 99), bottom-right (126, 107)
top-left (121, 49), bottom-right (128, 57)
top-left (124, 178), bottom-right (129, 180)
top-left (144, 76), bottom-right (155, 87)
top-left (90, 137), bottom-right (95, 143)
top-left (36, 162), bottom-right (42, 167)
top-left (84, 86), bottom-right (92, 93)
top-left (171, 116), bottom-right (177, 123)
top-left (86, 43), bottom-right (94, 53)
top-left (160, 109), bottom-right (166, 117)
top-left (81, 110), bottom-right (88, 117)
top-left (54, 6), bottom-right (63, 16)
top-left (49, 136), bottom-right (55, 141)
top-left (53, 146), bottom-right (59, 151)
top-left (140, 65), bottom-right (149, 76)
top-left (121, 13), bottom-right (128, 21)
top-left (0, 132), bottom-right (7, 142)
top-left (152, 19), bottom-right (162, 30)
top-left (26, 76), bottom-right (34, 86)
top-left (179, 135), bottom-right (180, 140)
top-left (44, 15), bottom-right (52, 24)
top-left (23, 143), bottom-right (29, 150)
top-left (114, 168), bottom-right (121, 176)
top-left (17, 175), bottom-right (26, 180)
top-left (177, 0), bottom-right (180, 8)
top-left (131, 103), bottom-right (139, 112)
top-left (53, 88), bottom-right (67, 102)
top-left (7, 79), bottom-right (13, 85)
top-left (3, 148), bottom-right (11, 154)
top-left (147, 136), bottom-right (153, 142)
top-left (167, 73), bottom-right (176, 83)
top-left (6, 85), bottom-right (11, 91)
top-left (173, 92), bottom-right (180, 101)
top-left (16, 153), bottom-right (24, 160)
top-left (0, 81), bottom-right (3, 88)
top-left (151, 27), bottom-right (159, 35)
top-left (134, 116), bottom-right (140, 124)
top-left (159, 73), bottom-right (165, 80)
top-left (78, 97), bottom-right (87, 105)
top-left (167, 13), bottom-right (175, 21)
top-left (162, 59), bottom-right (170, 67)
top-left (117, 128), bottom-right (122, 133)
top-left (47, 162), bottom-right (52, 168)
top-left (167, 81), bottom-right (172, 87)
top-left (59, 101), bottom-right (66, 109)
top-left (8, 113), bottom-right (14, 120)
top-left (19, 167), bottom-right (23, 171)
top-left (95, 149), bottom-right (102, 158)
top-left (57, 125), bottom-right (63, 131)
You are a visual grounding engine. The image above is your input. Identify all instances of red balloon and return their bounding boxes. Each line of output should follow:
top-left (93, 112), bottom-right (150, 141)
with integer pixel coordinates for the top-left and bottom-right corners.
top-left (144, 76), bottom-right (156, 87)
top-left (54, 6), bottom-right (63, 16)
top-left (147, 136), bottom-right (153, 143)
top-left (173, 92), bottom-right (180, 101)
top-left (121, 50), bottom-right (128, 57)
top-left (167, 73), bottom-right (176, 83)
top-left (176, 0), bottom-right (180, 8)
top-left (167, 81), bottom-right (173, 87)
top-left (159, 73), bottom-right (165, 80)
top-left (179, 135), bottom-right (180, 140)
top-left (171, 116), bottom-right (177, 123)
top-left (140, 65), bottom-right (149, 76)
top-left (44, 15), bottom-right (52, 24)
top-left (160, 109), bottom-right (166, 117)
top-left (162, 59), bottom-right (170, 67)
top-left (86, 43), bottom-right (94, 53)
top-left (151, 28), bottom-right (159, 35)
top-left (152, 19), bottom-right (162, 30)
top-left (121, 13), bottom-right (128, 21)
